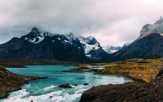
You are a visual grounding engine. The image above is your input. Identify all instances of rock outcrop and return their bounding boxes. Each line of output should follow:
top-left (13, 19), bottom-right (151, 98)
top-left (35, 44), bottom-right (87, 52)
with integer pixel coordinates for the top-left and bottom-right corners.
top-left (0, 66), bottom-right (45, 98)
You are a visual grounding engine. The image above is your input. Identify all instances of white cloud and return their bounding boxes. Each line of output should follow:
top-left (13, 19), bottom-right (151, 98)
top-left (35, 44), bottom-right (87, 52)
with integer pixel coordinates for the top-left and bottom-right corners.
top-left (0, 0), bottom-right (163, 46)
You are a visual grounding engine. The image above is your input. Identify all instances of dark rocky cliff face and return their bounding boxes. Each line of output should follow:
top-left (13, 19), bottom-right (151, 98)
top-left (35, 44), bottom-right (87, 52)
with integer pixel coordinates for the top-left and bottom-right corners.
top-left (0, 27), bottom-right (110, 62)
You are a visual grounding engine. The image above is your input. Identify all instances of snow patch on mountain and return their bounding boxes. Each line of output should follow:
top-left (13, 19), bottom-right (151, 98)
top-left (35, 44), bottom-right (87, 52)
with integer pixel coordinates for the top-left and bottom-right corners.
top-left (23, 27), bottom-right (45, 44)
top-left (104, 46), bottom-right (121, 54)
top-left (79, 36), bottom-right (101, 57)
top-left (26, 34), bottom-right (44, 44)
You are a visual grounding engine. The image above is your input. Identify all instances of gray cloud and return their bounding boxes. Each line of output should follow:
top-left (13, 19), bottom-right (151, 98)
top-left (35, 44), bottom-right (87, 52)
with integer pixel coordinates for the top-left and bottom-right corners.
top-left (0, 0), bottom-right (163, 46)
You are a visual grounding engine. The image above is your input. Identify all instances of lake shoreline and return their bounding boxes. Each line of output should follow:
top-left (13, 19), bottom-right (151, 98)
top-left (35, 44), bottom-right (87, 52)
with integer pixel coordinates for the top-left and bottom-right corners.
top-left (80, 69), bottom-right (163, 102)
top-left (2, 64), bottom-right (130, 102)
top-left (0, 59), bottom-right (103, 68)
top-left (0, 66), bottom-right (47, 99)
top-left (2, 58), bottom-right (162, 102)
top-left (79, 59), bottom-right (163, 102)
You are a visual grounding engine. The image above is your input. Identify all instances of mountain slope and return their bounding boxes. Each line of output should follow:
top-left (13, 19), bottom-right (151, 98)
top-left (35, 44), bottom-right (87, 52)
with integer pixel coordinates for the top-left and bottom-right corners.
top-left (104, 46), bottom-right (121, 54)
top-left (0, 27), bottom-right (110, 62)
top-left (114, 33), bottom-right (163, 60)
top-left (113, 17), bottom-right (163, 60)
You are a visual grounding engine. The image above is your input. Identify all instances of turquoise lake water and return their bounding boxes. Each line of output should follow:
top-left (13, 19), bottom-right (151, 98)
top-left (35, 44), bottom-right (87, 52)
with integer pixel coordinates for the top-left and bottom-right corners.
top-left (1, 65), bottom-right (130, 102)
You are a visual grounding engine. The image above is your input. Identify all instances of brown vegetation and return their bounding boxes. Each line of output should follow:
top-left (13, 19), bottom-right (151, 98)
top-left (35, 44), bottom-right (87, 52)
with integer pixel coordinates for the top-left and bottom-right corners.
top-left (101, 59), bottom-right (163, 83)
top-left (80, 59), bottom-right (163, 83)
top-left (80, 59), bottom-right (163, 102)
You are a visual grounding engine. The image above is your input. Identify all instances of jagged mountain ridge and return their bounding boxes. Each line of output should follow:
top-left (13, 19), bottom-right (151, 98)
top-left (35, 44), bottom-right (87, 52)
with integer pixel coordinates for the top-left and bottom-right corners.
top-left (0, 27), bottom-right (110, 62)
top-left (3, 17), bottom-right (163, 63)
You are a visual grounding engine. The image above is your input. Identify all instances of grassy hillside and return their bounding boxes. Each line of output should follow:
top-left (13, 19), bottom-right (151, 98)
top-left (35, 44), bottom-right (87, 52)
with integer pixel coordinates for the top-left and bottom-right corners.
top-left (80, 59), bottom-right (163, 83)
top-left (101, 59), bottom-right (163, 83)
top-left (80, 59), bottom-right (163, 102)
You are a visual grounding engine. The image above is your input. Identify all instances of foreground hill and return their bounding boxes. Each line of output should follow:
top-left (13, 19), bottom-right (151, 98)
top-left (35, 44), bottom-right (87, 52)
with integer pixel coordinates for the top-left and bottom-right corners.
top-left (80, 73), bottom-right (163, 102)
top-left (80, 59), bottom-right (163, 102)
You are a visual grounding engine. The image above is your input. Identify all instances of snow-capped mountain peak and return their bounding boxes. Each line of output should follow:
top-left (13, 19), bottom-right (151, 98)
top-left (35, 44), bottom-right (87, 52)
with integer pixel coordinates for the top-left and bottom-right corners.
top-left (22, 27), bottom-right (58, 44)
top-left (19, 27), bottom-right (108, 60)
top-left (139, 17), bottom-right (163, 39)
top-left (79, 36), bottom-right (101, 58)
top-left (84, 36), bottom-right (97, 44)
top-left (29, 27), bottom-right (40, 36)
top-left (23, 28), bottom-right (102, 55)
top-left (22, 27), bottom-right (45, 44)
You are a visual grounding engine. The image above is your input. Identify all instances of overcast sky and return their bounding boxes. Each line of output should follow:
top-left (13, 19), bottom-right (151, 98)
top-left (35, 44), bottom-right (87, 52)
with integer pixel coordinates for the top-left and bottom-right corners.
top-left (0, 0), bottom-right (163, 47)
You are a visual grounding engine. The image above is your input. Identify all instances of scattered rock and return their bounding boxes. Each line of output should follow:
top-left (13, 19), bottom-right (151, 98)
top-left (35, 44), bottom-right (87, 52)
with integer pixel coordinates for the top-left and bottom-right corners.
top-left (49, 96), bottom-right (53, 99)
top-left (58, 83), bottom-right (72, 88)
top-left (83, 83), bottom-right (89, 85)
top-left (74, 84), bottom-right (78, 86)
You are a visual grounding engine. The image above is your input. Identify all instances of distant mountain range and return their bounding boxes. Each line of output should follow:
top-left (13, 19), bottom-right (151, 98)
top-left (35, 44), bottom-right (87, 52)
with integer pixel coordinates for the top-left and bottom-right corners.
top-left (0, 27), bottom-right (110, 63)
top-left (1, 18), bottom-right (163, 63)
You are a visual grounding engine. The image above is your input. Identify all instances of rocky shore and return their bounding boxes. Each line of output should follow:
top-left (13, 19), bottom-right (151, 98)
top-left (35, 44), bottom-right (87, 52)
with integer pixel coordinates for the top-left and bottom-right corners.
top-left (80, 70), bottom-right (163, 102)
top-left (80, 59), bottom-right (163, 102)
top-left (0, 66), bottom-right (46, 98)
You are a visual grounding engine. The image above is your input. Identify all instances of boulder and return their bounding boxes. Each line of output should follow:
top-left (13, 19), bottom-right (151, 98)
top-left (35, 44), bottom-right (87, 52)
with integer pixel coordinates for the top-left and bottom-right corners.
top-left (58, 83), bottom-right (72, 88)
